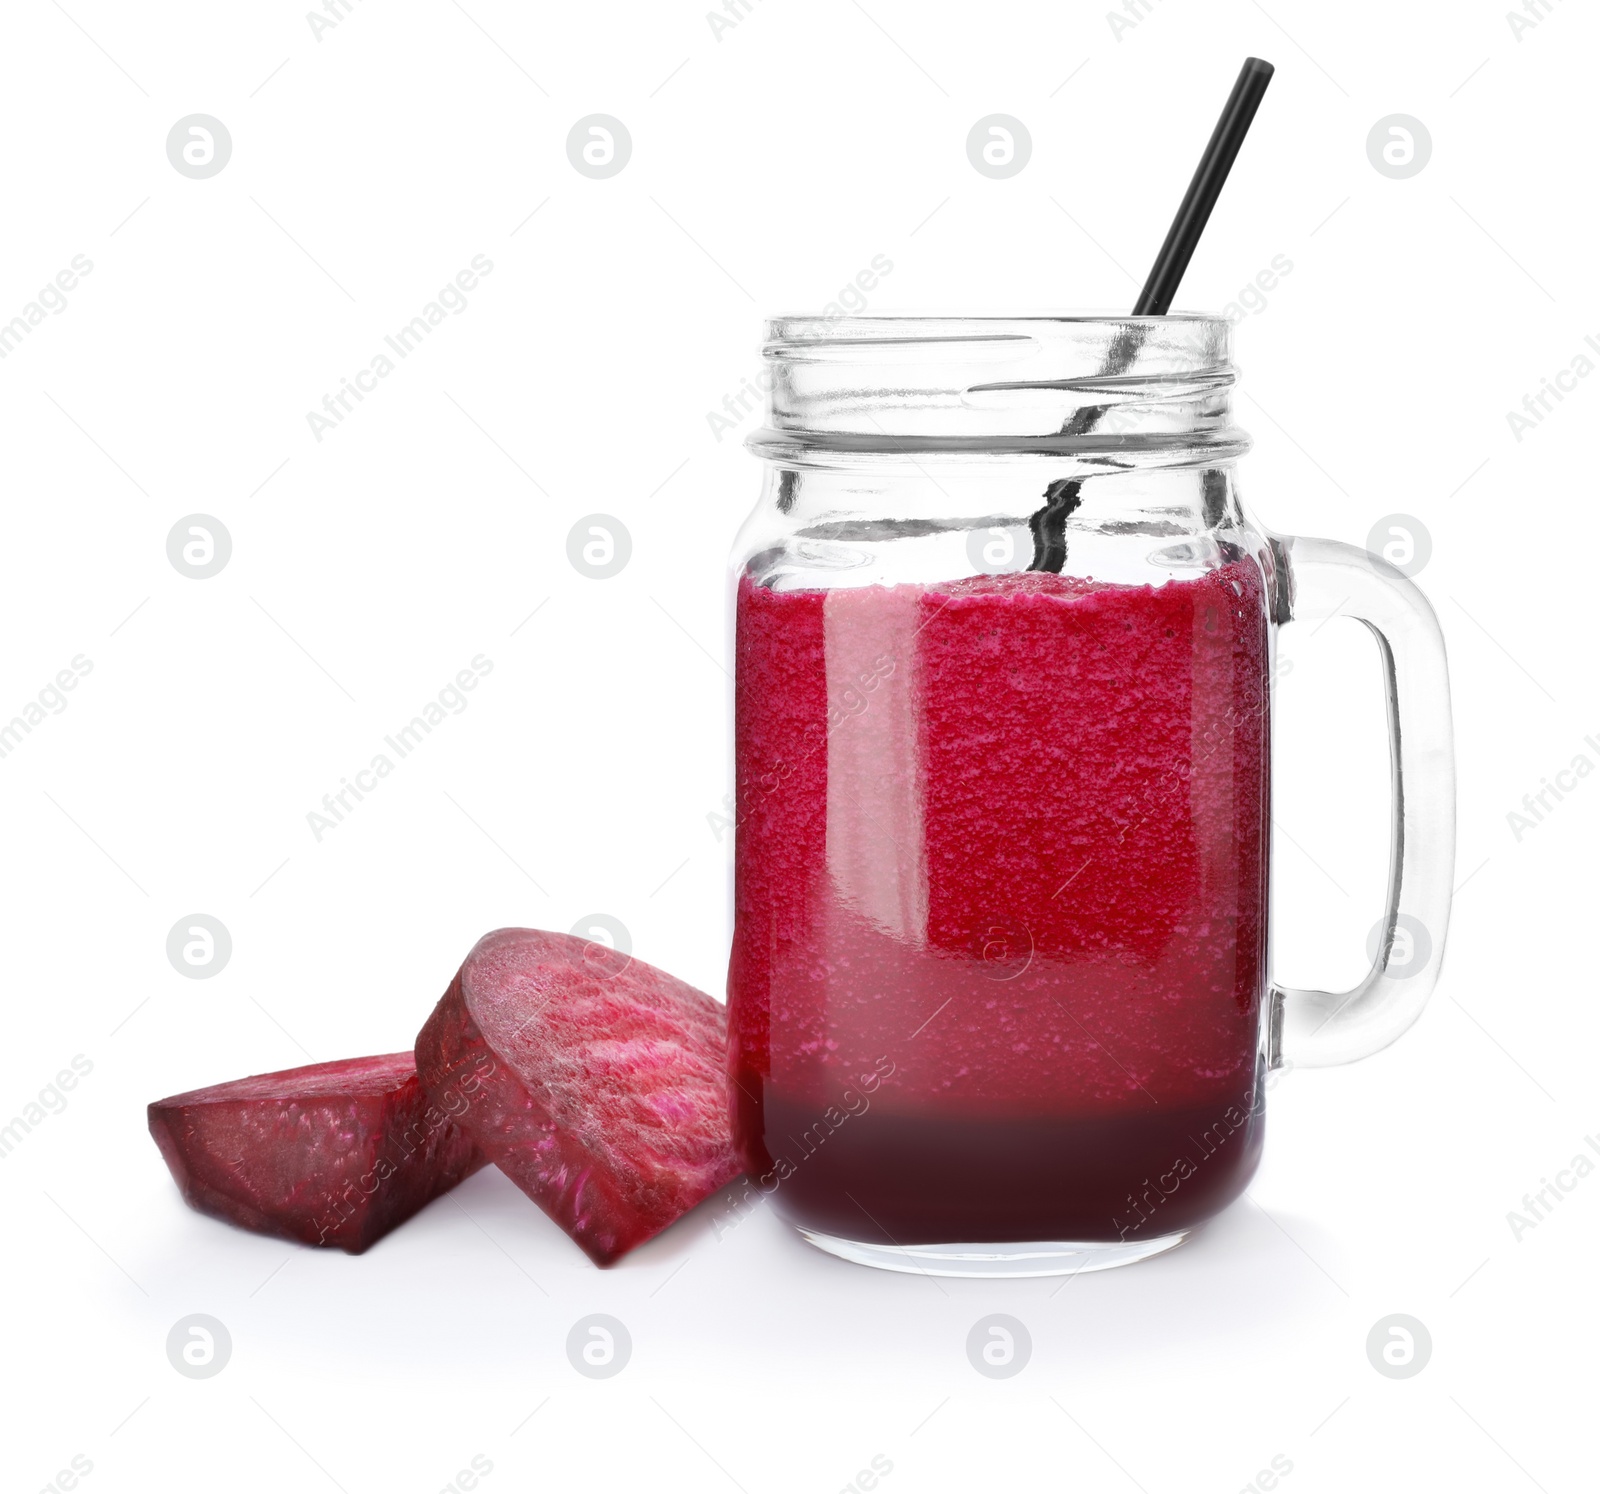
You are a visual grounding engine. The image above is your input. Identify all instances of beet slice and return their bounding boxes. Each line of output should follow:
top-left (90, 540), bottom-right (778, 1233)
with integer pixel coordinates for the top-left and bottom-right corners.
top-left (149, 1052), bottom-right (486, 1254)
top-left (415, 929), bottom-right (742, 1266)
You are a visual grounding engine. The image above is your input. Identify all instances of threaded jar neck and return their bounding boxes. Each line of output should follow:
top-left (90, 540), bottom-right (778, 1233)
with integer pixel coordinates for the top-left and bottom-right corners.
top-left (748, 314), bottom-right (1248, 467)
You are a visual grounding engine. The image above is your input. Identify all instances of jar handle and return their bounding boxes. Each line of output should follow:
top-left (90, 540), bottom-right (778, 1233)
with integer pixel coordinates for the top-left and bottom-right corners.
top-left (1270, 535), bottom-right (1456, 1068)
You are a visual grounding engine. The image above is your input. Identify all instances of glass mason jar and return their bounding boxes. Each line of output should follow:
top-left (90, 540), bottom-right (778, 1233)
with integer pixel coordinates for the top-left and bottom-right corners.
top-left (727, 315), bottom-right (1454, 1276)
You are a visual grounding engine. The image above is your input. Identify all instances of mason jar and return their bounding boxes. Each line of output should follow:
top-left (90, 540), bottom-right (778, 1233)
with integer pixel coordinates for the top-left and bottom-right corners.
top-left (726, 314), bottom-right (1454, 1276)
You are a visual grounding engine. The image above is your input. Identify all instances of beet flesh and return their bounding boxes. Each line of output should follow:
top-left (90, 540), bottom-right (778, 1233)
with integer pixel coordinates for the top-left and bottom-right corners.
top-left (149, 1051), bottom-right (486, 1253)
top-left (415, 929), bottom-right (742, 1266)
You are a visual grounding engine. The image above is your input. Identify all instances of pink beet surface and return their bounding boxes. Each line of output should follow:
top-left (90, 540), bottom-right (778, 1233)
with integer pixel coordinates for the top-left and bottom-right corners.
top-left (414, 929), bottom-right (743, 1266)
top-left (149, 1052), bottom-right (487, 1254)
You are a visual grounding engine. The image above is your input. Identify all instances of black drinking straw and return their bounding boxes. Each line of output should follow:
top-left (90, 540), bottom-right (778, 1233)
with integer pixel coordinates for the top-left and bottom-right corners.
top-left (1028, 56), bottom-right (1274, 570)
top-left (1133, 56), bottom-right (1275, 316)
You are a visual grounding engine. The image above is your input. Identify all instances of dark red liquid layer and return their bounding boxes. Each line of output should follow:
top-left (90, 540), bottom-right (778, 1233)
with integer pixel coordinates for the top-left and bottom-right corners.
top-left (729, 561), bottom-right (1271, 1243)
top-left (737, 1079), bottom-right (1264, 1244)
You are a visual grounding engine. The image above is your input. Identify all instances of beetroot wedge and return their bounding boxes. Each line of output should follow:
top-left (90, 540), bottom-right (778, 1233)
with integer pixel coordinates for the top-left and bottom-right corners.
top-left (415, 929), bottom-right (742, 1266)
top-left (149, 1051), bottom-right (486, 1254)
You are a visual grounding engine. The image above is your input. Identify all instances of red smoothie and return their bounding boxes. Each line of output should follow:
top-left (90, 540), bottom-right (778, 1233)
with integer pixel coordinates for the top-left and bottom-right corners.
top-left (728, 559), bottom-right (1271, 1243)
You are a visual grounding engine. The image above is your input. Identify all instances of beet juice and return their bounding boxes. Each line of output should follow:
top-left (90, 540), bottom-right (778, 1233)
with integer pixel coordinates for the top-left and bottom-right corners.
top-left (728, 311), bottom-right (1455, 1274)
top-left (728, 561), bottom-right (1270, 1254)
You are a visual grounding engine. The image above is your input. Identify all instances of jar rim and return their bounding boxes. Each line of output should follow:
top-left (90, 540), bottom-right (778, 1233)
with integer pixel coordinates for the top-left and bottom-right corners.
top-left (754, 313), bottom-right (1242, 458)
top-left (768, 308), bottom-right (1216, 323)
top-left (766, 311), bottom-right (1226, 335)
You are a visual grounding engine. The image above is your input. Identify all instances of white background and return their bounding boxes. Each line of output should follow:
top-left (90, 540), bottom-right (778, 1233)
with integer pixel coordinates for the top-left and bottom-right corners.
top-left (2, 1), bottom-right (1596, 1491)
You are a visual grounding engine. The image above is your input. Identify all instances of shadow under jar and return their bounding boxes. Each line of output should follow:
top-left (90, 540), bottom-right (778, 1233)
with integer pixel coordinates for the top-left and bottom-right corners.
top-left (726, 315), bottom-right (1454, 1277)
